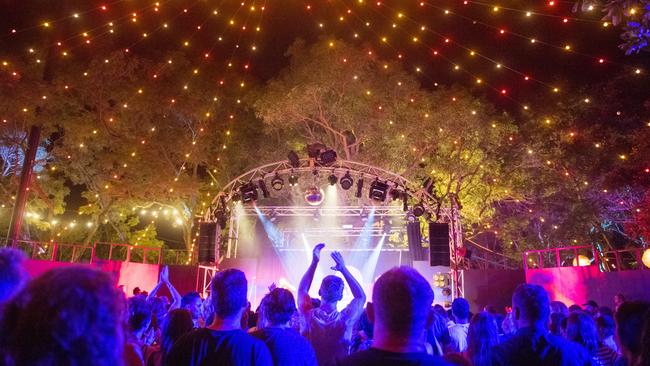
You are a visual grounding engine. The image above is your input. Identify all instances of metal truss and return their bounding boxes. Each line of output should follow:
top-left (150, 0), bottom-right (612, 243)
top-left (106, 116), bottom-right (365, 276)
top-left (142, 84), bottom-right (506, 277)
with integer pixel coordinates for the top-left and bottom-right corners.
top-left (237, 205), bottom-right (407, 217)
top-left (206, 158), bottom-right (443, 222)
top-left (196, 264), bottom-right (217, 297)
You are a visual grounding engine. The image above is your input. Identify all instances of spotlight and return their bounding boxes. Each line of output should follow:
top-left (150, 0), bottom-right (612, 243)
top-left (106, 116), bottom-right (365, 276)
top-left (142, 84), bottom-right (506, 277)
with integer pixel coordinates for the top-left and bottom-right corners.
top-left (412, 203), bottom-right (425, 217)
top-left (402, 193), bottom-right (409, 212)
top-left (389, 188), bottom-right (402, 201)
top-left (340, 172), bottom-right (353, 190)
top-left (328, 173), bottom-right (338, 186)
top-left (287, 151), bottom-right (300, 168)
top-left (271, 174), bottom-right (284, 191)
top-left (355, 179), bottom-right (364, 198)
top-left (231, 192), bottom-right (242, 203)
top-left (304, 186), bottom-right (324, 206)
top-left (369, 179), bottom-right (389, 201)
top-left (318, 149), bottom-right (337, 166)
top-left (288, 173), bottom-right (299, 187)
top-left (239, 182), bottom-right (258, 203)
top-left (257, 179), bottom-right (269, 198)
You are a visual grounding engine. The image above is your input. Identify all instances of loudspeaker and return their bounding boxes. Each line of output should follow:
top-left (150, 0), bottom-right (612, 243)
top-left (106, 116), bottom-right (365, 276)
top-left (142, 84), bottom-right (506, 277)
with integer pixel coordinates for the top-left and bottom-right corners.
top-left (407, 221), bottom-right (427, 261)
top-left (198, 222), bottom-right (220, 264)
top-left (429, 222), bottom-right (450, 266)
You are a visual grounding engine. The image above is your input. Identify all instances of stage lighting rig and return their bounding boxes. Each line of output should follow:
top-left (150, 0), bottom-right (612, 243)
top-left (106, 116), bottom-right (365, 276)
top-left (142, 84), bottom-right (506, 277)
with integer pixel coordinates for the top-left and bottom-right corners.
top-left (389, 188), bottom-right (402, 201)
top-left (412, 202), bottom-right (425, 217)
top-left (258, 179), bottom-right (270, 198)
top-left (287, 151), bottom-right (301, 168)
top-left (355, 179), bottom-right (364, 198)
top-left (271, 174), bottom-right (284, 191)
top-left (231, 192), bottom-right (242, 203)
top-left (340, 172), bottom-right (354, 190)
top-left (288, 173), bottom-right (299, 187)
top-left (239, 182), bottom-right (258, 203)
top-left (328, 173), bottom-right (338, 186)
top-left (317, 149), bottom-right (337, 166)
top-left (369, 179), bottom-right (389, 201)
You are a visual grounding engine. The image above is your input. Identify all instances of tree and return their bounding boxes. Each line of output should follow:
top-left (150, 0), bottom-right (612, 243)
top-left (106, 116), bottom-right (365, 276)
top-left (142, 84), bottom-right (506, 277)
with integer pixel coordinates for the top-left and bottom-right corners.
top-left (574, 0), bottom-right (650, 54)
top-left (255, 38), bottom-right (525, 255)
top-left (494, 71), bottom-right (650, 259)
top-left (254, 38), bottom-right (432, 161)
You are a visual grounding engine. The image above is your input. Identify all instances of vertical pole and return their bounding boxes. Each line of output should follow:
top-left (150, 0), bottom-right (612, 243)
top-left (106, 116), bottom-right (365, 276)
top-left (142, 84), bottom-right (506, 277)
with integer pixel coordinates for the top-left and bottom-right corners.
top-left (8, 126), bottom-right (41, 247)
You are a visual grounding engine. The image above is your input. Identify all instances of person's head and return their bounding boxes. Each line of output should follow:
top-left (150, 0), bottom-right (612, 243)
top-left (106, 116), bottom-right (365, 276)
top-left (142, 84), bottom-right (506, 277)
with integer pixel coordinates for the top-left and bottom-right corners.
top-left (451, 298), bottom-right (471, 323)
top-left (133, 287), bottom-right (142, 296)
top-left (211, 268), bottom-right (248, 320)
top-left (583, 300), bottom-right (599, 316)
top-left (615, 301), bottom-right (650, 363)
top-left (550, 301), bottom-right (569, 316)
top-left (466, 312), bottom-right (500, 366)
top-left (433, 304), bottom-right (449, 322)
top-left (181, 291), bottom-right (203, 320)
top-left (596, 314), bottom-right (616, 341)
top-left (614, 294), bottom-right (626, 308)
top-left (0, 248), bottom-right (28, 303)
top-left (319, 275), bottom-right (344, 304)
top-left (149, 296), bottom-right (167, 327)
top-left (549, 312), bottom-right (567, 336)
top-left (566, 312), bottom-right (599, 355)
top-left (369, 266), bottom-right (434, 340)
top-left (0, 266), bottom-right (124, 366)
top-left (569, 304), bottom-right (583, 313)
top-left (127, 296), bottom-right (152, 336)
top-left (260, 288), bottom-right (296, 327)
top-left (161, 309), bottom-right (193, 357)
top-left (512, 284), bottom-right (550, 328)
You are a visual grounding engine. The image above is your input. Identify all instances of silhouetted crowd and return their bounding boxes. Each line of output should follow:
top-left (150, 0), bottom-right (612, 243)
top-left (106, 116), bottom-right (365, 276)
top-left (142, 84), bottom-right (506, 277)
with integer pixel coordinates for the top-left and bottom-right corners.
top-left (1, 245), bottom-right (649, 366)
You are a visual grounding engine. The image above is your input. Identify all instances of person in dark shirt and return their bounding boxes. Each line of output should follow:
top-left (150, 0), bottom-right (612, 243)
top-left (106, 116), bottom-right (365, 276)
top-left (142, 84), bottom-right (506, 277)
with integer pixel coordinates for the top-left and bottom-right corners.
top-left (615, 301), bottom-right (650, 366)
top-left (491, 284), bottom-right (592, 366)
top-left (251, 287), bottom-right (317, 366)
top-left (337, 266), bottom-right (450, 366)
top-left (167, 268), bottom-right (272, 366)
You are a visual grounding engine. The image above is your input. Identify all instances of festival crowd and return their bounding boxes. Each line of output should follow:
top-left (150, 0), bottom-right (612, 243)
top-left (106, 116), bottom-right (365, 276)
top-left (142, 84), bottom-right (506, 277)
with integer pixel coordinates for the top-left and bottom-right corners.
top-left (1, 244), bottom-right (649, 366)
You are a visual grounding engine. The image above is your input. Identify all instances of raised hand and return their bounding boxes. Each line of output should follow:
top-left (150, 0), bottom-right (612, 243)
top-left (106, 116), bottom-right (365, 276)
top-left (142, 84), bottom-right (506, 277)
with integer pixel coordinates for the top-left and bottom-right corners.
top-left (312, 243), bottom-right (325, 263)
top-left (330, 251), bottom-right (346, 272)
top-left (159, 265), bottom-right (169, 283)
top-left (268, 282), bottom-right (277, 292)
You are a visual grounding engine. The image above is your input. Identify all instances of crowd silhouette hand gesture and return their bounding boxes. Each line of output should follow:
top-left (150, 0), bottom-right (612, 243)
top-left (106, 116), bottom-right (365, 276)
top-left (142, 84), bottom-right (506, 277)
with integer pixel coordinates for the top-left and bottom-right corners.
top-left (330, 251), bottom-right (346, 272)
top-left (312, 243), bottom-right (325, 263)
top-left (159, 266), bottom-right (170, 283)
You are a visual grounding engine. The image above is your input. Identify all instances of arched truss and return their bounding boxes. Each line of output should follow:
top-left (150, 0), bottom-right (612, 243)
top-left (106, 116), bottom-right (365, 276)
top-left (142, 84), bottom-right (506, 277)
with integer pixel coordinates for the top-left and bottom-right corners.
top-left (205, 158), bottom-right (445, 222)
top-left (202, 158), bottom-right (519, 299)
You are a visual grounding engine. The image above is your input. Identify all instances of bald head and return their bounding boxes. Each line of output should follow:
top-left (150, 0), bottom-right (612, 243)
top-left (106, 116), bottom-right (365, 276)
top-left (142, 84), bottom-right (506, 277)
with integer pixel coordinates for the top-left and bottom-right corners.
top-left (372, 266), bottom-right (434, 337)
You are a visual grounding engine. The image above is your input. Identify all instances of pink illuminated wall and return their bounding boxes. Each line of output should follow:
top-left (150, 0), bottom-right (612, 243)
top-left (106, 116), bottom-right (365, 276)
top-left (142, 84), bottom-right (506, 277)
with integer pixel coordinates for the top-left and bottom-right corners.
top-left (24, 259), bottom-right (160, 295)
top-left (526, 265), bottom-right (650, 308)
